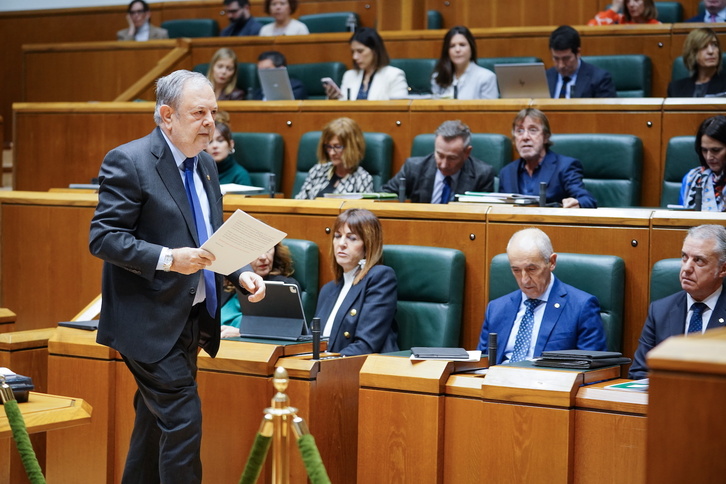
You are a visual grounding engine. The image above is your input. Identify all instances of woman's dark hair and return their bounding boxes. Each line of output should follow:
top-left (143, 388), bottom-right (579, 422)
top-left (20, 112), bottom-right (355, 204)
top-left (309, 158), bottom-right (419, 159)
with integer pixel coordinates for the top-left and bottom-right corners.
top-left (624, 0), bottom-right (658, 22)
top-left (433, 26), bottom-right (478, 89)
top-left (329, 208), bottom-right (383, 285)
top-left (214, 120), bottom-right (233, 146)
top-left (695, 115), bottom-right (726, 168)
top-left (264, 0), bottom-right (298, 15)
top-left (270, 242), bottom-right (295, 277)
top-left (349, 27), bottom-right (390, 71)
top-left (127, 0), bottom-right (149, 13)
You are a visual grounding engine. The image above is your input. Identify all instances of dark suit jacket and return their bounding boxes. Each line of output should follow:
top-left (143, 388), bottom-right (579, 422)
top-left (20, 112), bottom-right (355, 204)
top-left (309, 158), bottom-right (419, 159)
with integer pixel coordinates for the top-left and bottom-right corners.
top-left (667, 70), bottom-right (726, 97)
top-left (251, 78), bottom-right (308, 100)
top-left (220, 16), bottom-right (263, 36)
top-left (90, 127), bottom-right (242, 364)
top-left (476, 276), bottom-right (608, 365)
top-left (685, 13), bottom-right (709, 21)
top-left (314, 265), bottom-right (399, 356)
top-left (546, 60), bottom-right (617, 98)
top-left (629, 289), bottom-right (726, 379)
top-left (381, 153), bottom-right (495, 203)
top-left (498, 150), bottom-right (597, 208)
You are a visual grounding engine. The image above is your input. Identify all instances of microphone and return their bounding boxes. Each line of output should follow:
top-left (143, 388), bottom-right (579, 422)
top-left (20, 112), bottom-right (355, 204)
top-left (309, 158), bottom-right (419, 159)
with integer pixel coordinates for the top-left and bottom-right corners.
top-left (268, 173), bottom-right (276, 199)
top-left (453, 85), bottom-right (458, 100)
top-left (694, 172), bottom-right (707, 211)
top-left (539, 181), bottom-right (547, 207)
top-left (488, 333), bottom-right (497, 368)
top-left (398, 176), bottom-right (406, 202)
top-left (312, 317), bottom-right (321, 360)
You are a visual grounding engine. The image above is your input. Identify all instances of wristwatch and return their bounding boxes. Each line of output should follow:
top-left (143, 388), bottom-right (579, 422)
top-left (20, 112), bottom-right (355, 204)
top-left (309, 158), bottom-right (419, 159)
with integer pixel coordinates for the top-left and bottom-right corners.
top-left (162, 248), bottom-right (173, 272)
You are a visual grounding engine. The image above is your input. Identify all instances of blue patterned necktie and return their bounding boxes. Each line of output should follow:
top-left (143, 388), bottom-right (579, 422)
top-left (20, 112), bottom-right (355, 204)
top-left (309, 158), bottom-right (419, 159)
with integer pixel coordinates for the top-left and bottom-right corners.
top-left (688, 302), bottom-right (707, 334)
top-left (510, 298), bottom-right (542, 363)
top-left (439, 176), bottom-right (452, 204)
top-left (559, 76), bottom-right (571, 99)
top-left (183, 157), bottom-right (217, 318)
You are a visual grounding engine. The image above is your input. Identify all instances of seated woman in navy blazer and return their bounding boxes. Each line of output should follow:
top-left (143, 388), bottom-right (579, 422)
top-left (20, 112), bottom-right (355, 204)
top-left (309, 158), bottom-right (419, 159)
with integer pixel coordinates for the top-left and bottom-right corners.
top-left (668, 28), bottom-right (726, 98)
top-left (314, 208), bottom-right (399, 355)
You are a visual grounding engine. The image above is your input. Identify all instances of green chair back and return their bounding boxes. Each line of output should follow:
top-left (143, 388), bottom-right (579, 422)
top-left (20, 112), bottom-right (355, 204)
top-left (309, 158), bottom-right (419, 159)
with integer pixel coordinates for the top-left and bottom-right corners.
top-left (427, 10), bottom-right (444, 29)
top-left (293, 131), bottom-right (392, 196)
top-left (650, 258), bottom-right (682, 302)
top-left (299, 12), bottom-right (358, 33)
top-left (161, 18), bottom-right (219, 38)
top-left (383, 245), bottom-right (465, 349)
top-left (286, 62), bottom-right (346, 99)
top-left (231, 132), bottom-right (283, 193)
top-left (661, 136), bottom-right (699, 207)
top-left (671, 54), bottom-right (726, 83)
top-left (476, 57), bottom-right (543, 73)
top-left (489, 252), bottom-right (625, 352)
top-left (193, 62), bottom-right (258, 97)
top-left (549, 134), bottom-right (643, 207)
top-left (655, 1), bottom-right (684, 22)
top-left (256, 16), bottom-right (274, 26)
top-left (283, 238), bottom-right (319, 323)
top-left (390, 58), bottom-right (437, 95)
top-left (582, 55), bottom-right (652, 97)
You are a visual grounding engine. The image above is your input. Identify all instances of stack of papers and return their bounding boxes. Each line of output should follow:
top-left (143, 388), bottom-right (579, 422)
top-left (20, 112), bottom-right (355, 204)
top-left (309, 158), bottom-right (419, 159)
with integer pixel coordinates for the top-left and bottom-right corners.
top-left (322, 192), bottom-right (398, 199)
top-left (456, 192), bottom-right (539, 204)
top-left (220, 184), bottom-right (265, 195)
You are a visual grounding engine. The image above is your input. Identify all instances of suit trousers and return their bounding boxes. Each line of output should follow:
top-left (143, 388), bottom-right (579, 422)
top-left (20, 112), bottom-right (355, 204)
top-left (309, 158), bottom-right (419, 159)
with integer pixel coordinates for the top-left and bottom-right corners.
top-left (121, 304), bottom-right (203, 484)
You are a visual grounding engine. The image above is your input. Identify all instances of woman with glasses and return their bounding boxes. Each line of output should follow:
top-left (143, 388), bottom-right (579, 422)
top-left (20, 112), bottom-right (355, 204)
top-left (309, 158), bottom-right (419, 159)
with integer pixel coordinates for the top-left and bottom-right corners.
top-left (295, 117), bottom-right (373, 199)
top-left (117, 0), bottom-right (168, 41)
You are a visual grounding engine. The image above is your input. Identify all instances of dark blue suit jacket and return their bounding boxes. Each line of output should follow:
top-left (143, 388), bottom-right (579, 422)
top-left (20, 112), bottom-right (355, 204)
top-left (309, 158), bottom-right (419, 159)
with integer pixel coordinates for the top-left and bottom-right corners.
top-left (629, 288), bottom-right (726, 379)
top-left (546, 60), bottom-right (617, 98)
top-left (498, 150), bottom-right (597, 208)
top-left (315, 264), bottom-right (399, 356)
top-left (476, 276), bottom-right (607, 364)
top-left (220, 16), bottom-right (263, 36)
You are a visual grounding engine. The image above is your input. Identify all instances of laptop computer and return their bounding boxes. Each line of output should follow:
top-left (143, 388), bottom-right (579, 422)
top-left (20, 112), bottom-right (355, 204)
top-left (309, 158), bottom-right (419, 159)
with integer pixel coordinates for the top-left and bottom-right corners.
top-left (237, 281), bottom-right (312, 341)
top-left (258, 67), bottom-right (296, 101)
top-left (494, 63), bottom-right (551, 99)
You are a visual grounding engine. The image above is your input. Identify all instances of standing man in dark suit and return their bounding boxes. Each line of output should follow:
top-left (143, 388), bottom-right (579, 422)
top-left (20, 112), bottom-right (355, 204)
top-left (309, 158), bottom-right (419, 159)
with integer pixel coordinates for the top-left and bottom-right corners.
top-left (546, 25), bottom-right (617, 99)
top-left (381, 120), bottom-right (495, 203)
top-left (630, 225), bottom-right (726, 379)
top-left (477, 228), bottom-right (607, 364)
top-left (499, 108), bottom-right (597, 208)
top-left (89, 70), bottom-right (265, 483)
top-left (686, 0), bottom-right (726, 22)
top-left (220, 0), bottom-right (262, 37)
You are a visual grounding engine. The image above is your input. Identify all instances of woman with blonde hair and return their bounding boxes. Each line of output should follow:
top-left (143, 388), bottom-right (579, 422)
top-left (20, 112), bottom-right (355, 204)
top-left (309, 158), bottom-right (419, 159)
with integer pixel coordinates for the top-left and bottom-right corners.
top-left (313, 208), bottom-right (398, 355)
top-left (669, 28), bottom-right (726, 97)
top-left (295, 117), bottom-right (373, 199)
top-left (206, 47), bottom-right (245, 100)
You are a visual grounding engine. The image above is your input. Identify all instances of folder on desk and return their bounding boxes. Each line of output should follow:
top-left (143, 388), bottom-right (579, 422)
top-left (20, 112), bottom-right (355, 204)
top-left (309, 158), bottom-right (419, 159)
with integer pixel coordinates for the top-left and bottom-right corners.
top-left (534, 349), bottom-right (630, 369)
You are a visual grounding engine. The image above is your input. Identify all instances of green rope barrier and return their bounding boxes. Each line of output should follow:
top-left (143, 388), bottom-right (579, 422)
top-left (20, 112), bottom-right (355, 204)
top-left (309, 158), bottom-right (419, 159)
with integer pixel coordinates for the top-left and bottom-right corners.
top-left (0, 379), bottom-right (46, 484)
top-left (297, 434), bottom-right (331, 484)
top-left (238, 432), bottom-right (272, 484)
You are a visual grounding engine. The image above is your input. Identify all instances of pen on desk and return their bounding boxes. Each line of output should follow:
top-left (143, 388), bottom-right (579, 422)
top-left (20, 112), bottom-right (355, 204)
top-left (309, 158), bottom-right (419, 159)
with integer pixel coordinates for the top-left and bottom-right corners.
top-left (488, 333), bottom-right (497, 368)
top-left (312, 317), bottom-right (321, 360)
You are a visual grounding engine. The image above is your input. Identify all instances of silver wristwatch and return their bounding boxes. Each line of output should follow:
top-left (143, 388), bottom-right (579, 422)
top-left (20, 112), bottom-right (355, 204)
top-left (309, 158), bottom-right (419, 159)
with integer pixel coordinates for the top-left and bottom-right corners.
top-left (162, 248), bottom-right (173, 272)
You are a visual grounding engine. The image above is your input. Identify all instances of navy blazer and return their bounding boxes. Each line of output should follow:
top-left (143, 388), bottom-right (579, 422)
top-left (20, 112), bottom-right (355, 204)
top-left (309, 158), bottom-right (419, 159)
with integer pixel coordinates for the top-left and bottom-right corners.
top-left (315, 264), bottom-right (399, 356)
top-left (381, 153), bottom-right (495, 203)
top-left (476, 276), bottom-right (607, 364)
top-left (90, 127), bottom-right (243, 363)
top-left (629, 289), bottom-right (726, 379)
top-left (498, 150), bottom-right (597, 208)
top-left (667, 70), bottom-right (726, 97)
top-left (546, 60), bottom-right (617, 98)
top-left (220, 16), bottom-right (263, 36)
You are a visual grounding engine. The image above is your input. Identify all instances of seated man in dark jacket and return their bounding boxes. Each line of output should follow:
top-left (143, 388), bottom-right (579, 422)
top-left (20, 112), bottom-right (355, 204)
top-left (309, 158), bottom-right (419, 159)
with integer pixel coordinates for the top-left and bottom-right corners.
top-left (220, 0), bottom-right (262, 37)
top-left (251, 51), bottom-right (308, 100)
top-left (382, 120), bottom-right (495, 203)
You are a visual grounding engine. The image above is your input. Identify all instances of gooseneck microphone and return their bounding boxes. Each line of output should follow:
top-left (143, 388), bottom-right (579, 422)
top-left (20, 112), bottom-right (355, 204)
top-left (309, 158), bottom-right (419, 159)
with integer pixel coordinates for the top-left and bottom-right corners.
top-left (488, 333), bottom-right (497, 368)
top-left (312, 317), bottom-right (321, 360)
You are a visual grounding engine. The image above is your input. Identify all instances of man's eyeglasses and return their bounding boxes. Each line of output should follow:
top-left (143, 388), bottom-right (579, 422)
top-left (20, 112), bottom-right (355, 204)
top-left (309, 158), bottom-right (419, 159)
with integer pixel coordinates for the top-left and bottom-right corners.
top-left (323, 144), bottom-right (345, 152)
top-left (129, 9), bottom-right (146, 15)
top-left (222, 8), bottom-right (241, 15)
top-left (513, 127), bottom-right (542, 137)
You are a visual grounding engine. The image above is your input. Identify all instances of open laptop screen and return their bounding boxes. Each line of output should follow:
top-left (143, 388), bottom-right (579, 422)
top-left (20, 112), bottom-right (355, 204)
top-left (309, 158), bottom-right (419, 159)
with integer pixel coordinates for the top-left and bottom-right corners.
top-left (258, 67), bottom-right (296, 101)
top-left (494, 63), bottom-right (550, 99)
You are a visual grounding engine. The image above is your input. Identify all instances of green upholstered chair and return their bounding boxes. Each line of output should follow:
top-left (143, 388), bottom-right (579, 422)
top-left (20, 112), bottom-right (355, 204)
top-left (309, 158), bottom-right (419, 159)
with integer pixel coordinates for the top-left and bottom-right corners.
top-left (293, 131), bottom-right (393, 196)
top-left (655, 1), bottom-right (684, 22)
top-left (383, 245), bottom-right (465, 349)
top-left (299, 12), bottom-right (359, 33)
top-left (390, 58), bottom-right (437, 95)
top-left (489, 252), bottom-right (625, 352)
top-left (256, 16), bottom-right (274, 26)
top-left (661, 136), bottom-right (699, 207)
top-left (549, 134), bottom-right (643, 207)
top-left (231, 132), bottom-right (283, 194)
top-left (161, 18), bottom-right (219, 38)
top-left (283, 238), bottom-right (319, 323)
top-left (650, 258), bottom-right (682, 302)
top-left (286, 61), bottom-right (346, 99)
top-left (193, 62), bottom-right (259, 98)
top-left (476, 57), bottom-right (543, 73)
top-left (427, 10), bottom-right (444, 29)
top-left (581, 55), bottom-right (652, 97)
top-left (671, 54), bottom-right (726, 85)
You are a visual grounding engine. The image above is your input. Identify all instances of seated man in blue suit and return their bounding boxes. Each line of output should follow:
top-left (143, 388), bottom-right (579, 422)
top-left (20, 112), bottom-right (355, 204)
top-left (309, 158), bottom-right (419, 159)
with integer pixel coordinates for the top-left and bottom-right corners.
top-left (686, 0), bottom-right (726, 22)
top-left (630, 224), bottom-right (726, 379)
top-left (477, 228), bottom-right (607, 365)
top-left (499, 108), bottom-right (597, 208)
top-left (251, 51), bottom-right (308, 100)
top-left (546, 25), bottom-right (616, 99)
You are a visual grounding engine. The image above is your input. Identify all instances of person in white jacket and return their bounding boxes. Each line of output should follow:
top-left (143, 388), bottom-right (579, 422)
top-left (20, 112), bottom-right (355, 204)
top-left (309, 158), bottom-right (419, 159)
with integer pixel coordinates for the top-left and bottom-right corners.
top-left (325, 27), bottom-right (409, 101)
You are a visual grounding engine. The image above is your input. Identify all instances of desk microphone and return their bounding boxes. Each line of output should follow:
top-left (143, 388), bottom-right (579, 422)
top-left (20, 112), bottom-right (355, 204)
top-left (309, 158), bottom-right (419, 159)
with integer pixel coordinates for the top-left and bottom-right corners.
top-left (398, 176), bottom-right (406, 202)
top-left (488, 333), bottom-right (497, 368)
top-left (694, 172), bottom-right (707, 211)
top-left (539, 182), bottom-right (547, 207)
top-left (312, 317), bottom-right (321, 360)
top-left (269, 173), bottom-right (276, 199)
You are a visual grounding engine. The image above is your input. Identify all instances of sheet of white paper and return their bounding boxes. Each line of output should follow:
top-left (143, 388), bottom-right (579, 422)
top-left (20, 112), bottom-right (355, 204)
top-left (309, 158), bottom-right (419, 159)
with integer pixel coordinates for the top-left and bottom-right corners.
top-left (201, 209), bottom-right (287, 275)
top-left (220, 183), bottom-right (265, 195)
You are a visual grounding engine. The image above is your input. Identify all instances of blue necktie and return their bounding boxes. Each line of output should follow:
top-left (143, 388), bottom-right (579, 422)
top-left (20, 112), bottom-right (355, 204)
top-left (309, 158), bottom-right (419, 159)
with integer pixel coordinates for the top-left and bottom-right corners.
top-left (439, 176), bottom-right (452, 204)
top-left (559, 76), bottom-right (571, 99)
top-left (183, 157), bottom-right (217, 318)
top-left (688, 302), bottom-right (707, 334)
top-left (510, 298), bottom-right (542, 363)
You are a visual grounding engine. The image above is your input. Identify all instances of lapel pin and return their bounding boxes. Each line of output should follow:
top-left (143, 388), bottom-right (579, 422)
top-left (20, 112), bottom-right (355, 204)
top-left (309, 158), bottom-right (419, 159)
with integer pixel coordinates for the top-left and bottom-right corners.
top-left (206, 174), bottom-right (210, 181)
top-left (350, 309), bottom-right (357, 316)
top-left (720, 318), bottom-right (724, 323)
top-left (554, 303), bottom-right (561, 309)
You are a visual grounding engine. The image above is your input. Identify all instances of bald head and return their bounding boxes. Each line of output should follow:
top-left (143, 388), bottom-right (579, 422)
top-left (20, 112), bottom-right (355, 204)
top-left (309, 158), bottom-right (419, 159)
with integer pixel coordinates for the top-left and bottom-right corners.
top-left (506, 228), bottom-right (557, 299)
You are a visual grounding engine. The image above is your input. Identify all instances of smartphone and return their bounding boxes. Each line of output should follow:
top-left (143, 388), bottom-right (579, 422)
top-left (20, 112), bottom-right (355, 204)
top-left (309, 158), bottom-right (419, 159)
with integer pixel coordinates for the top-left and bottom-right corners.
top-left (321, 77), bottom-right (340, 92)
